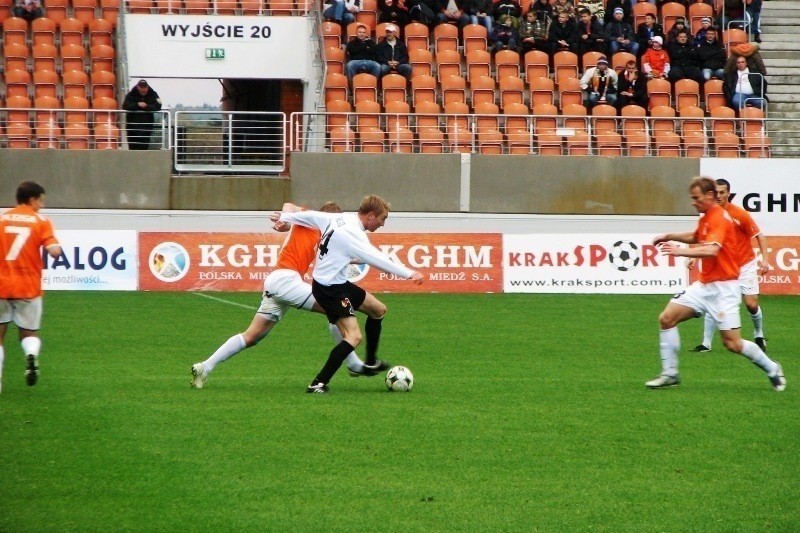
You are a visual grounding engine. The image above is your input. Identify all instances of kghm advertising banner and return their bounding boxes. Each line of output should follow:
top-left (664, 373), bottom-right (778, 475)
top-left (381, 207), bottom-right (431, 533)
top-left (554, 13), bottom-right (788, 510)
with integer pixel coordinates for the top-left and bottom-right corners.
top-left (43, 230), bottom-right (138, 291)
top-left (139, 233), bottom-right (504, 293)
top-left (503, 234), bottom-right (687, 294)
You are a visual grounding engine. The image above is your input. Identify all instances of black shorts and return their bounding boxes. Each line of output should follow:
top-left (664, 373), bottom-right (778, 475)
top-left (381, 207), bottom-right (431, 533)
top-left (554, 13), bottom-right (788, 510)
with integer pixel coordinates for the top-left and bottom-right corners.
top-left (312, 280), bottom-right (367, 324)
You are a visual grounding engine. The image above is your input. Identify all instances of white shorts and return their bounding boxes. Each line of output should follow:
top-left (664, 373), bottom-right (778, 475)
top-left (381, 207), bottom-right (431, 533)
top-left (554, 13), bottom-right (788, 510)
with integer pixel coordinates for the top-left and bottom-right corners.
top-left (739, 258), bottom-right (759, 296)
top-left (257, 269), bottom-right (316, 322)
top-left (672, 280), bottom-right (742, 331)
top-left (0, 297), bottom-right (43, 331)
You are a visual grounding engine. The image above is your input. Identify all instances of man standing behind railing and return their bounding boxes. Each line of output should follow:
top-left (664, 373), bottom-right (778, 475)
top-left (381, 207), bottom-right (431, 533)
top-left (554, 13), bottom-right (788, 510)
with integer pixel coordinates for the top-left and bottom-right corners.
top-left (122, 79), bottom-right (163, 150)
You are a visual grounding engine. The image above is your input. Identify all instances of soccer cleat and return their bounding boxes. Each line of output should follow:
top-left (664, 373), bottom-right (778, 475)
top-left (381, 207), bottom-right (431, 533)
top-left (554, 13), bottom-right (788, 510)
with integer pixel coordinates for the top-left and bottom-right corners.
top-left (691, 344), bottom-right (711, 353)
top-left (769, 363), bottom-right (786, 392)
top-left (645, 374), bottom-right (680, 389)
top-left (362, 359), bottom-right (391, 373)
top-left (347, 365), bottom-right (382, 377)
top-left (190, 363), bottom-right (208, 389)
top-left (25, 354), bottom-right (39, 386)
top-left (306, 382), bottom-right (329, 394)
top-left (755, 337), bottom-right (767, 352)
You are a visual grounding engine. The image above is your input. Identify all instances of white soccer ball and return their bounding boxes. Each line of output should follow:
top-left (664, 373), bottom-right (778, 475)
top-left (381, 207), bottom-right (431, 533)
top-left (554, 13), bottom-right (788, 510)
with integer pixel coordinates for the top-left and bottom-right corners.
top-left (385, 366), bottom-right (414, 392)
top-left (608, 240), bottom-right (640, 272)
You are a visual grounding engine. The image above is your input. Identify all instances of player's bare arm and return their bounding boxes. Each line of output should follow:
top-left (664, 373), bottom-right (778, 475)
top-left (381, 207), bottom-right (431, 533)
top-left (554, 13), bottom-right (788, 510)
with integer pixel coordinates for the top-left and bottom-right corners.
top-left (653, 231), bottom-right (697, 245)
top-left (755, 233), bottom-right (771, 275)
top-left (659, 242), bottom-right (719, 258)
top-left (46, 244), bottom-right (63, 258)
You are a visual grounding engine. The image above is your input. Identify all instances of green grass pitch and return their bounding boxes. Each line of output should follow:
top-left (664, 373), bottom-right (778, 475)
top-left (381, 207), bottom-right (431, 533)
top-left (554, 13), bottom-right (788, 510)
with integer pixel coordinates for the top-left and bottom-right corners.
top-left (1, 292), bottom-right (797, 531)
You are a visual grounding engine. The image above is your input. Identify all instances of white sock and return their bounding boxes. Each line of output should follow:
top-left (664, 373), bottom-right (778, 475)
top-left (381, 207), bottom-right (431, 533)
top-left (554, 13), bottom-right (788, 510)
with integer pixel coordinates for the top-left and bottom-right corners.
top-left (203, 334), bottom-right (246, 373)
top-left (659, 327), bottom-right (680, 377)
top-left (21, 337), bottom-right (41, 358)
top-left (328, 323), bottom-right (364, 371)
top-left (750, 306), bottom-right (764, 338)
top-left (0, 345), bottom-right (4, 377)
top-left (702, 313), bottom-right (715, 348)
top-left (739, 339), bottom-right (778, 375)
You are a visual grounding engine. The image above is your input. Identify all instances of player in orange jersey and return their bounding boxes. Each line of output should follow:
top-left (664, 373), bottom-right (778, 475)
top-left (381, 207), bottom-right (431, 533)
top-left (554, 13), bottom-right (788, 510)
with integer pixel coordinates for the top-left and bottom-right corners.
top-left (0, 181), bottom-right (63, 392)
top-left (645, 176), bottom-right (785, 391)
top-left (190, 202), bottom-right (382, 389)
top-left (690, 178), bottom-right (771, 353)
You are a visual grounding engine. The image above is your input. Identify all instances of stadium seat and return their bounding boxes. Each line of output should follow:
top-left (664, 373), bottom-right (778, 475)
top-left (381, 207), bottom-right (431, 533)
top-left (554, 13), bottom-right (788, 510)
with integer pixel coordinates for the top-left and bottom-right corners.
top-left (418, 127), bottom-right (445, 153)
top-left (411, 74), bottom-right (437, 106)
top-left (688, 2), bottom-right (713, 34)
top-left (529, 76), bottom-right (555, 107)
top-left (441, 75), bottom-right (467, 106)
top-left (65, 122), bottom-right (91, 149)
top-left (2, 16), bottom-right (28, 46)
top-left (679, 105), bottom-right (707, 157)
top-left (621, 104), bottom-right (650, 156)
top-left (463, 24), bottom-right (488, 54)
top-left (33, 43), bottom-right (58, 72)
top-left (4, 69), bottom-right (31, 99)
top-left (63, 95), bottom-right (90, 126)
top-left (581, 51), bottom-right (605, 71)
top-left (403, 22), bottom-right (429, 52)
top-left (32, 17), bottom-right (57, 46)
top-left (94, 122), bottom-right (121, 149)
top-left (660, 2), bottom-right (686, 35)
top-left (409, 48), bottom-right (434, 78)
top-left (557, 77), bottom-right (583, 110)
top-left (444, 101), bottom-right (473, 153)
top-left (385, 100), bottom-right (411, 130)
top-left (633, 1), bottom-right (657, 28)
top-left (128, 0), bottom-right (153, 13)
top-left (532, 103), bottom-right (561, 155)
top-left (34, 96), bottom-right (60, 130)
top-left (325, 46), bottom-right (345, 75)
top-left (650, 105), bottom-right (677, 135)
top-left (704, 79), bottom-right (726, 112)
top-left (415, 101), bottom-right (444, 153)
top-left (64, 69), bottom-right (90, 99)
top-left (7, 123), bottom-right (34, 148)
top-left (499, 75), bottom-right (525, 112)
top-left (710, 105), bottom-right (736, 138)
top-left (611, 52), bottom-right (636, 75)
top-left (58, 18), bottom-right (86, 47)
top-left (89, 17), bottom-right (114, 47)
top-left (504, 102), bottom-right (532, 154)
top-left (593, 103), bottom-right (623, 156)
top-left (90, 69), bottom-right (115, 99)
top-left (675, 79), bottom-right (700, 110)
top-left (352, 73), bottom-right (378, 104)
top-left (382, 73), bottom-right (407, 105)
top-left (60, 44), bottom-right (87, 74)
top-left (320, 21), bottom-right (341, 49)
top-left (646, 78), bottom-right (672, 110)
top-left (553, 51), bottom-right (579, 84)
top-left (355, 99), bottom-right (381, 130)
top-left (6, 94), bottom-right (33, 126)
top-left (72, 0), bottom-right (98, 25)
top-left (436, 49), bottom-right (462, 82)
top-left (100, 0), bottom-right (120, 25)
top-left (740, 106), bottom-right (770, 157)
top-left (92, 96), bottom-right (118, 126)
top-left (474, 102), bottom-right (503, 154)
top-left (714, 131), bottom-right (741, 157)
top-left (466, 50), bottom-right (492, 82)
top-left (36, 116), bottom-right (62, 148)
top-left (90, 44), bottom-right (115, 72)
top-left (214, 0), bottom-right (237, 14)
top-left (524, 50), bottom-right (549, 81)
top-left (470, 75), bottom-right (496, 107)
top-left (45, 0), bottom-right (69, 23)
top-left (356, 0), bottom-right (377, 33)
top-left (3, 42), bottom-right (29, 73)
top-left (240, 0), bottom-right (264, 15)
top-left (434, 23), bottom-right (459, 54)
top-left (324, 72), bottom-right (348, 104)
top-left (33, 69), bottom-right (59, 99)
top-left (375, 22), bottom-right (398, 40)
top-left (654, 131), bottom-right (682, 156)
top-left (387, 125), bottom-right (414, 153)
top-left (329, 126), bottom-right (356, 152)
top-left (326, 99), bottom-right (352, 129)
top-left (495, 50), bottom-right (521, 80)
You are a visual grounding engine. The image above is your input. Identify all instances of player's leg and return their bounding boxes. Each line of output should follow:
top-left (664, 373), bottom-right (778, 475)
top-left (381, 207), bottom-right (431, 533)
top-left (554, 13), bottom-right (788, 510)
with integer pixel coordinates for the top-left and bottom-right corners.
top-left (0, 319), bottom-right (7, 393)
top-left (13, 298), bottom-right (43, 387)
top-left (646, 285), bottom-right (704, 388)
top-left (692, 313), bottom-right (715, 352)
top-left (355, 289), bottom-right (388, 369)
top-left (740, 259), bottom-right (765, 350)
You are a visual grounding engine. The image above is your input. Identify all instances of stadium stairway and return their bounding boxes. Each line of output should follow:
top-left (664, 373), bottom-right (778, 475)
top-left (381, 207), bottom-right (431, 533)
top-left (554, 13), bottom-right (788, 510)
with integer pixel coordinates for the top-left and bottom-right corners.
top-left (761, 0), bottom-right (800, 156)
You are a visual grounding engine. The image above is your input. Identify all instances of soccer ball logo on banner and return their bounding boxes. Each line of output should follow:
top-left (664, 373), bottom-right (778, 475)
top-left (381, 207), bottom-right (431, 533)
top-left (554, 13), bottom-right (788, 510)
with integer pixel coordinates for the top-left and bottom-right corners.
top-left (608, 240), bottom-right (640, 272)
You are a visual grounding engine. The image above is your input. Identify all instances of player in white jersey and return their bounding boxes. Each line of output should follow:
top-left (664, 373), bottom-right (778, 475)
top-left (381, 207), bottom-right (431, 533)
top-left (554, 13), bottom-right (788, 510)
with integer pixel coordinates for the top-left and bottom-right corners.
top-left (271, 195), bottom-right (423, 394)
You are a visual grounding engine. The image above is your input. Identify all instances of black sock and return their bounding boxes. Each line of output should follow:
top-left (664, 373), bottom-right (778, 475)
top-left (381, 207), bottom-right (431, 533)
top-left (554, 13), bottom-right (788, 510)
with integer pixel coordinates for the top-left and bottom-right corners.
top-left (314, 340), bottom-right (354, 385)
top-left (365, 317), bottom-right (383, 365)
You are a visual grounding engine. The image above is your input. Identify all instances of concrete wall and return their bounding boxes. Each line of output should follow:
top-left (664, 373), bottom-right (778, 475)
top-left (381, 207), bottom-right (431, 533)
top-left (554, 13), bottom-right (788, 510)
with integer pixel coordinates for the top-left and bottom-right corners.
top-left (170, 176), bottom-right (291, 210)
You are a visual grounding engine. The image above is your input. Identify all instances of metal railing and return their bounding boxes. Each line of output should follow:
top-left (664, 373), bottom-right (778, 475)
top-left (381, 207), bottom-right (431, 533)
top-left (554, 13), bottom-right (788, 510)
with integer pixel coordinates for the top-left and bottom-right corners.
top-left (122, 0), bottom-right (313, 16)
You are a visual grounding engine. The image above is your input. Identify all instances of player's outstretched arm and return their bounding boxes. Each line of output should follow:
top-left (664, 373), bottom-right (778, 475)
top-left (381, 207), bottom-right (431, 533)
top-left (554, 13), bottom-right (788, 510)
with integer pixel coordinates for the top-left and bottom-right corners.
top-left (653, 231), bottom-right (696, 245)
top-left (756, 233), bottom-right (771, 275)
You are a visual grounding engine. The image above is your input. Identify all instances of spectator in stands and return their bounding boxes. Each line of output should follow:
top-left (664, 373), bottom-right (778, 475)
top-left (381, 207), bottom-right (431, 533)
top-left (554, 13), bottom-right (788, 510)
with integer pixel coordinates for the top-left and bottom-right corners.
top-left (467, 0), bottom-right (494, 33)
top-left (746, 0), bottom-right (762, 43)
top-left (603, 0), bottom-right (630, 26)
top-left (693, 17), bottom-right (712, 46)
top-left (323, 0), bottom-right (360, 26)
top-left (12, 0), bottom-right (42, 21)
top-left (376, 23), bottom-right (413, 79)
top-left (604, 7), bottom-right (637, 56)
top-left (642, 35), bottom-right (670, 79)
top-left (666, 30), bottom-right (704, 85)
top-left (697, 27), bottom-right (727, 81)
top-left (576, 7), bottom-right (606, 55)
top-left (551, 0), bottom-right (576, 23)
top-left (666, 16), bottom-right (687, 43)
top-left (725, 42), bottom-right (767, 77)
top-left (577, 0), bottom-right (604, 26)
top-left (518, 9), bottom-right (550, 54)
top-left (616, 59), bottom-right (649, 109)
top-left (724, 55), bottom-right (768, 110)
top-left (719, 0), bottom-right (746, 32)
top-left (548, 11), bottom-right (579, 55)
top-left (493, 0), bottom-right (522, 27)
top-left (408, 0), bottom-right (438, 26)
top-left (530, 0), bottom-right (553, 25)
top-left (379, 0), bottom-right (411, 28)
top-left (490, 14), bottom-right (520, 52)
top-left (435, 0), bottom-right (471, 29)
top-left (122, 80), bottom-right (162, 151)
top-left (580, 55), bottom-right (617, 107)
top-left (636, 13), bottom-right (664, 57)
top-left (345, 23), bottom-right (382, 79)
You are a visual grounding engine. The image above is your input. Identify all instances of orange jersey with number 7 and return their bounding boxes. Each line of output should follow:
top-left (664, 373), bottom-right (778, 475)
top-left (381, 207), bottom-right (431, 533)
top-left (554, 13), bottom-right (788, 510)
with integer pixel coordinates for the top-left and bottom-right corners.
top-left (0, 205), bottom-right (59, 299)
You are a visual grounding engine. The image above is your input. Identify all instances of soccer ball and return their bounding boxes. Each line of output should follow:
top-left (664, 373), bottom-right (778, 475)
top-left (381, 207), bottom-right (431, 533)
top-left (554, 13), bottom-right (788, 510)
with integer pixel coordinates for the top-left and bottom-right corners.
top-left (385, 366), bottom-right (414, 392)
top-left (608, 240), bottom-right (640, 271)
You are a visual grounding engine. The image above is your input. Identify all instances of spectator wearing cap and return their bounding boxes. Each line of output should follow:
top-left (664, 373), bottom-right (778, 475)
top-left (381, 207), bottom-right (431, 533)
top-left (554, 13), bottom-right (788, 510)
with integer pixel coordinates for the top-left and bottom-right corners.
top-left (580, 55), bottom-right (618, 107)
top-left (323, 0), bottom-right (361, 25)
top-left (666, 16), bottom-right (687, 43)
top-left (345, 23), bottom-right (381, 79)
top-left (376, 24), bottom-right (413, 79)
top-left (697, 26), bottom-right (727, 80)
top-left (693, 17), bottom-right (712, 46)
top-left (636, 12), bottom-right (664, 57)
top-left (122, 79), bottom-right (162, 150)
top-left (577, 7), bottom-right (606, 55)
top-left (603, 0), bottom-right (629, 25)
top-left (604, 6), bottom-right (637, 55)
top-left (379, 0), bottom-right (411, 27)
top-left (642, 35), bottom-right (670, 79)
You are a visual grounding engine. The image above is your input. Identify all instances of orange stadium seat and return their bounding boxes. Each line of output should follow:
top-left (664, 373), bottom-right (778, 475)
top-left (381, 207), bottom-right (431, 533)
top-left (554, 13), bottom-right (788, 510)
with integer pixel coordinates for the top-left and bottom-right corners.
top-left (65, 122), bottom-right (91, 149)
top-left (6, 94), bottom-right (33, 126)
top-left (35, 114), bottom-right (62, 148)
top-left (72, 0), bottom-right (98, 25)
top-left (557, 77), bottom-right (583, 109)
top-left (60, 43), bottom-right (87, 73)
top-left (650, 105), bottom-right (677, 135)
top-left (90, 44), bottom-right (116, 72)
top-left (385, 100), bottom-right (410, 130)
top-left (436, 49), bottom-right (462, 82)
top-left (34, 95), bottom-right (60, 122)
top-left (679, 105), bottom-right (707, 157)
top-left (444, 101), bottom-right (473, 153)
top-left (92, 96), bottom-right (118, 126)
top-left (325, 46), bottom-right (345, 75)
top-left (33, 69), bottom-right (59, 99)
top-left (63, 95), bottom-right (90, 126)
top-left (529, 76), bottom-right (555, 107)
top-left (633, 1), bottom-right (657, 28)
top-left (591, 103), bottom-right (619, 138)
top-left (324, 72), bottom-right (348, 103)
top-left (90, 69), bottom-right (115, 99)
top-left (0, 0), bottom-right (10, 24)
top-left (326, 99), bottom-right (352, 129)
top-left (356, 0), bottom-right (377, 31)
top-left (660, 2), bottom-right (686, 35)
top-left (611, 51), bottom-right (636, 75)
top-left (355, 100), bottom-right (381, 130)
top-left (621, 104), bottom-right (650, 156)
top-left (675, 79), bottom-right (700, 110)
top-left (647, 78), bottom-right (672, 109)
top-left (688, 2), bottom-right (713, 34)
top-left (32, 17), bottom-right (57, 46)
top-left (58, 18), bottom-right (86, 48)
top-left (403, 22), bottom-right (429, 52)
top-left (499, 75), bottom-right (525, 111)
top-left (441, 75), bottom-right (467, 106)
top-left (33, 43), bottom-right (59, 72)
top-left (359, 126), bottom-right (385, 153)
top-left (411, 74), bottom-right (437, 106)
top-left (463, 24), bottom-right (488, 54)
top-left (532, 103), bottom-right (561, 155)
top-left (504, 102), bottom-right (533, 154)
top-left (386, 101), bottom-right (414, 152)
top-left (89, 17), bottom-right (114, 47)
top-left (562, 103), bottom-right (590, 155)
top-left (320, 21), bottom-right (341, 49)
top-left (3, 16), bottom-right (28, 46)
top-left (375, 22), bottom-right (399, 40)
top-left (3, 42), bottom-right (29, 73)
top-left (704, 79), bottom-right (726, 112)
top-left (524, 50), bottom-right (549, 81)
top-left (654, 130), bottom-right (682, 156)
top-left (553, 51), bottom-right (579, 84)
top-left (93, 122), bottom-right (120, 149)
top-left (45, 0), bottom-right (70, 23)
top-left (4, 69), bottom-right (31, 99)
top-left (409, 48), bottom-right (433, 78)
top-left (495, 50), bottom-right (521, 80)
top-left (475, 102), bottom-right (503, 154)
top-left (100, 0), bottom-right (120, 25)
top-left (581, 51), bottom-right (605, 71)
top-left (240, 0), bottom-right (264, 15)
top-left (714, 131), bottom-right (741, 157)
top-left (434, 21), bottom-right (459, 53)
top-left (352, 73), bottom-right (378, 104)
top-left (329, 126), bottom-right (356, 152)
top-left (470, 75), bottom-right (496, 107)
top-left (128, 0), bottom-right (153, 13)
top-left (64, 69), bottom-right (90, 98)
top-left (466, 50), bottom-right (491, 82)
top-left (269, 0), bottom-right (296, 16)
top-left (740, 106), bottom-right (770, 157)
top-left (415, 100), bottom-right (444, 153)
top-left (382, 73), bottom-right (407, 104)
top-left (215, 0), bottom-right (238, 14)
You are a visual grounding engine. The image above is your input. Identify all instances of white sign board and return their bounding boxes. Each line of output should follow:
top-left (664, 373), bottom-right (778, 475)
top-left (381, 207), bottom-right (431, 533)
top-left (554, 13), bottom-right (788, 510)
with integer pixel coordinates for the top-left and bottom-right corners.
top-left (700, 159), bottom-right (800, 236)
top-left (43, 231), bottom-right (138, 291)
top-left (124, 15), bottom-right (311, 79)
top-left (503, 234), bottom-right (687, 294)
